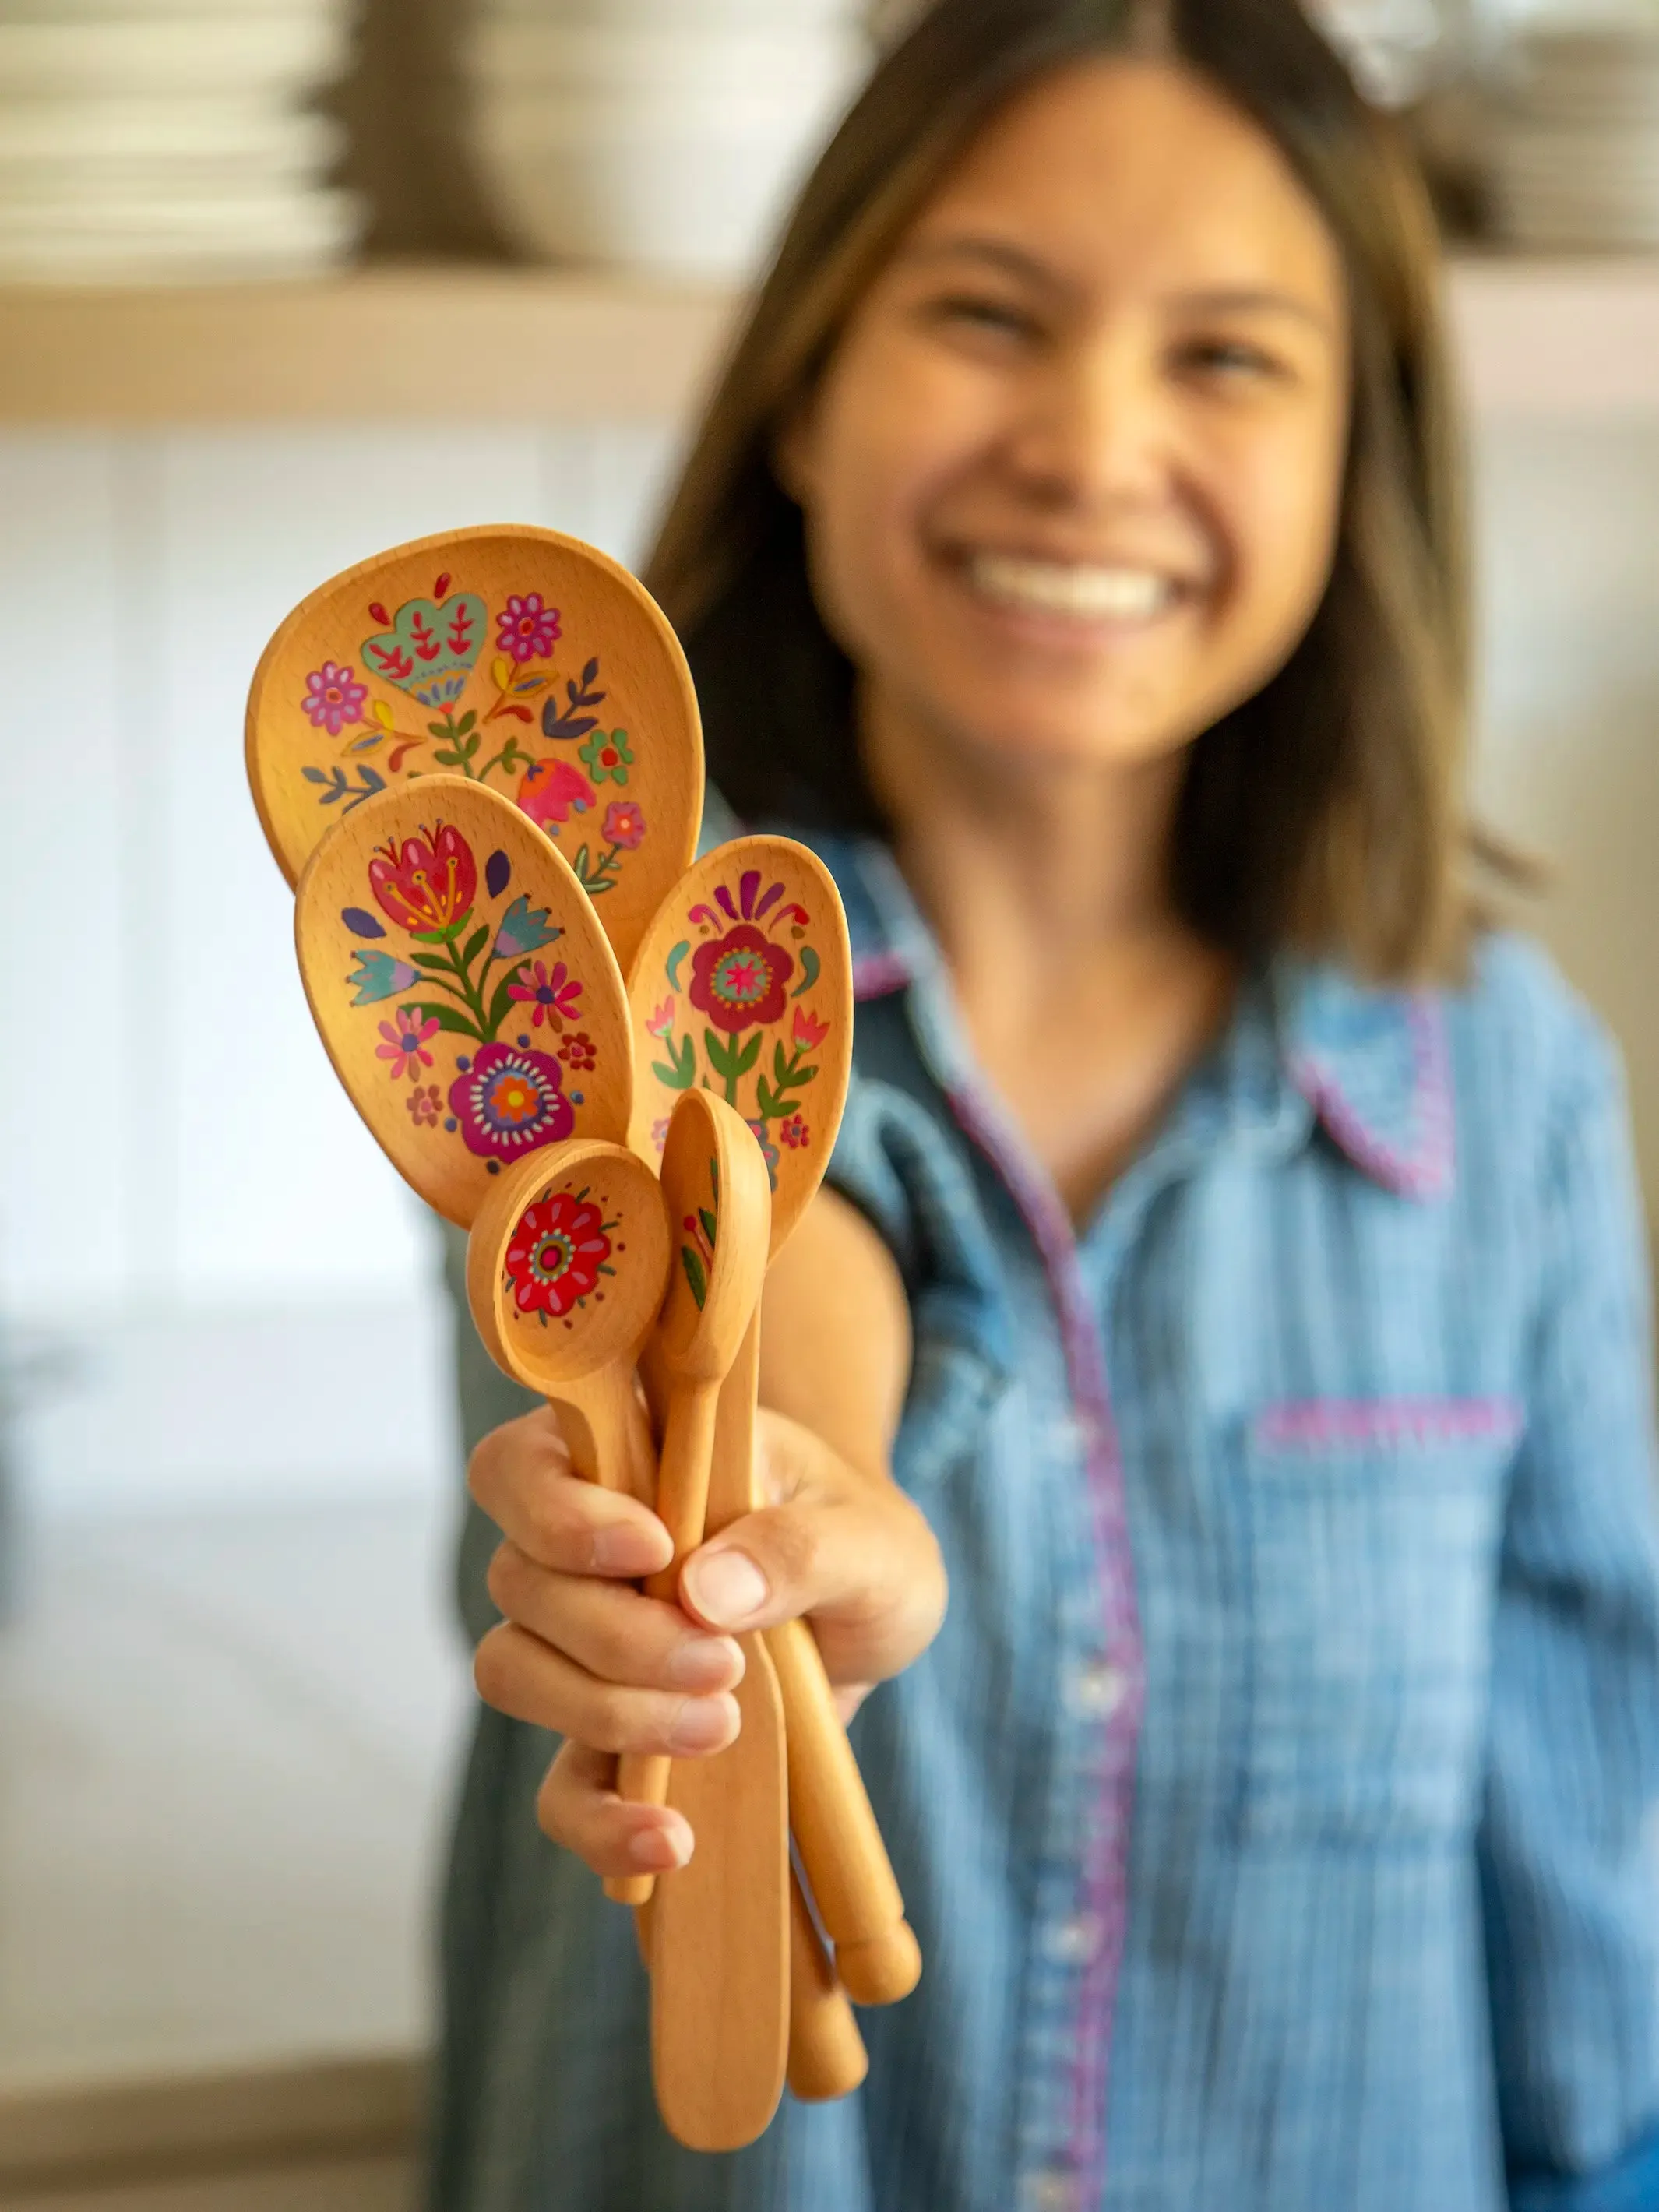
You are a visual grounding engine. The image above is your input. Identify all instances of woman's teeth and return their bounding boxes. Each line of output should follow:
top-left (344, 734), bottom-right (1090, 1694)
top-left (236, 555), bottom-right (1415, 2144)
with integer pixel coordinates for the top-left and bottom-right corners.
top-left (967, 552), bottom-right (1176, 622)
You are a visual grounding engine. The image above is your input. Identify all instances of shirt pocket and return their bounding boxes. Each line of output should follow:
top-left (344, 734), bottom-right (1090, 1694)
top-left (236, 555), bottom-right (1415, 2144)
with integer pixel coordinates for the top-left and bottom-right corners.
top-left (1239, 1398), bottom-right (1520, 1845)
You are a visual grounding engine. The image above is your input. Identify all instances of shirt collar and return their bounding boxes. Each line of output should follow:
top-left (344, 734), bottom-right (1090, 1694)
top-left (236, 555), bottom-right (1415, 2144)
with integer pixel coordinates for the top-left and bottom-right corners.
top-left (820, 833), bottom-right (1453, 1205)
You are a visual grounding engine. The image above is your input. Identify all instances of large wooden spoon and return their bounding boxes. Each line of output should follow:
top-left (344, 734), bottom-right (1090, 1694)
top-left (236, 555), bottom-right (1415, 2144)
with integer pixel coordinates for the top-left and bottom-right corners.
top-left (294, 776), bottom-right (633, 1227)
top-left (248, 522), bottom-right (703, 974)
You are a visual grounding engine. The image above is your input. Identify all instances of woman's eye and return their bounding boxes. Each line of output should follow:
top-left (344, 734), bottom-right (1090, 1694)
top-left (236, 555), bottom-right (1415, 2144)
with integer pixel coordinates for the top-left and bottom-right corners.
top-left (1176, 336), bottom-right (1289, 382)
top-left (928, 294), bottom-right (1040, 343)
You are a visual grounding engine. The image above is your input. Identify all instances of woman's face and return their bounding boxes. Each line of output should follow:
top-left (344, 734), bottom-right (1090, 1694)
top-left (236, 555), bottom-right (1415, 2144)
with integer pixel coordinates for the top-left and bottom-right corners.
top-left (784, 58), bottom-right (1352, 781)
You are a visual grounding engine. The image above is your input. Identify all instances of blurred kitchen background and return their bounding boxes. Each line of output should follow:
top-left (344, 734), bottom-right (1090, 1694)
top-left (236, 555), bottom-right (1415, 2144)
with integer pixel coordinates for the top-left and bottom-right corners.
top-left (2, 0), bottom-right (1659, 2202)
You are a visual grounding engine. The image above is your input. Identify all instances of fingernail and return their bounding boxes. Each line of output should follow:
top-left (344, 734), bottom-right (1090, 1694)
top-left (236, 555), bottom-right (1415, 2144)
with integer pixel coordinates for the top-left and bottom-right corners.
top-left (629, 1822), bottom-right (690, 1872)
top-left (668, 1693), bottom-right (739, 1755)
top-left (684, 1548), bottom-right (769, 1626)
top-left (592, 1523), bottom-right (666, 1576)
top-left (664, 1634), bottom-right (743, 1692)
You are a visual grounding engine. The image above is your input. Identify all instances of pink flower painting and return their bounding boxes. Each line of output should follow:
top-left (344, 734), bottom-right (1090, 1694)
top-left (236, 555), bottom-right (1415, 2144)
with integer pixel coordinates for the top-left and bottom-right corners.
top-left (301, 661), bottom-right (368, 736)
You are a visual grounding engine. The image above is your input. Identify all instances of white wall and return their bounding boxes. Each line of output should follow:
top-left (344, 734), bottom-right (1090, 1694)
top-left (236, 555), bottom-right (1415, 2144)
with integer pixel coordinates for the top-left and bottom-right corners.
top-left (4, 409), bottom-right (1659, 1515)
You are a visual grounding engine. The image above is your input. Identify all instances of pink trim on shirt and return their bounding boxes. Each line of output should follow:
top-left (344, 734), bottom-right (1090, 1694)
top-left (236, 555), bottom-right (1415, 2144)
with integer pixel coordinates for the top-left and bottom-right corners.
top-left (1292, 995), bottom-right (1454, 1200)
top-left (1255, 1396), bottom-right (1523, 1453)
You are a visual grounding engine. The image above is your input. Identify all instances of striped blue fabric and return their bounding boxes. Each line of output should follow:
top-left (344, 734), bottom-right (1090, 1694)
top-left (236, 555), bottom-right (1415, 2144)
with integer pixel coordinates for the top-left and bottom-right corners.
top-left (430, 832), bottom-right (1659, 2212)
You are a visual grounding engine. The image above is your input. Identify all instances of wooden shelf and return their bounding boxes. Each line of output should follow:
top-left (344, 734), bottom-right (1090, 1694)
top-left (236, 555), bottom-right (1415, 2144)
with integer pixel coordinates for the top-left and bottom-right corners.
top-left (0, 255), bottom-right (1655, 425)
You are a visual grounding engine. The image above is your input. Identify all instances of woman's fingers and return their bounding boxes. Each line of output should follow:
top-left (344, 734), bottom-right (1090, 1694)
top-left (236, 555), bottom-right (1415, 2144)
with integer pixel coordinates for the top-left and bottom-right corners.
top-left (485, 1541), bottom-right (744, 1695)
top-left (537, 1740), bottom-right (695, 1879)
top-left (467, 1404), bottom-right (672, 1578)
top-left (676, 1410), bottom-right (947, 1685)
top-left (474, 1622), bottom-right (741, 1758)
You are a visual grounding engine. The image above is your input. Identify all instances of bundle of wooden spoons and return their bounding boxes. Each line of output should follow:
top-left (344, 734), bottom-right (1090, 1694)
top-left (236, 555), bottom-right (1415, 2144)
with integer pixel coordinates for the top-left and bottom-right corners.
top-left (247, 525), bottom-right (921, 2156)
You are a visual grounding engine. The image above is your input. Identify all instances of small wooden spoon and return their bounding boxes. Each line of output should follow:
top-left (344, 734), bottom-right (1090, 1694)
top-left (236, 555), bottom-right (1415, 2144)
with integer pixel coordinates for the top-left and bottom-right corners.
top-left (465, 1139), bottom-right (671, 1509)
top-left (613, 1087), bottom-right (771, 1883)
top-left (294, 776), bottom-right (632, 1228)
top-left (248, 522), bottom-right (703, 973)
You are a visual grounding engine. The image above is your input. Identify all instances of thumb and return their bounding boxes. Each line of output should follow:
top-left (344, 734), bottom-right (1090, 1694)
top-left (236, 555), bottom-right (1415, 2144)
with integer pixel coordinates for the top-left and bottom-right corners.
top-left (678, 1484), bottom-right (944, 1688)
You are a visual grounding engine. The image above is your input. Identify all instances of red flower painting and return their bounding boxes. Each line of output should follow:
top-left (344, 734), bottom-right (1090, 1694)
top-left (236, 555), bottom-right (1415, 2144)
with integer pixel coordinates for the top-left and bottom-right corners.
top-left (689, 925), bottom-right (794, 1035)
top-left (518, 759), bottom-right (595, 831)
top-left (368, 822), bottom-right (477, 935)
top-left (503, 1189), bottom-right (611, 1318)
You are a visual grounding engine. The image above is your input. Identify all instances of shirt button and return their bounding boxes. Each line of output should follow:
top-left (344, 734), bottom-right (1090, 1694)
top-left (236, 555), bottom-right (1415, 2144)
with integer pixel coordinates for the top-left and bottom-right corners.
top-left (1022, 2174), bottom-right (1078, 2212)
top-left (1044, 1914), bottom-right (1103, 1966)
top-left (1069, 1661), bottom-right (1128, 1719)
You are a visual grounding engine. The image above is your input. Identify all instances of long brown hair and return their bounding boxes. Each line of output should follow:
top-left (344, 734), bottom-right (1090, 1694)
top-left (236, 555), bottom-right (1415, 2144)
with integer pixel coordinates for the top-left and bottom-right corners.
top-left (645, 0), bottom-right (1474, 981)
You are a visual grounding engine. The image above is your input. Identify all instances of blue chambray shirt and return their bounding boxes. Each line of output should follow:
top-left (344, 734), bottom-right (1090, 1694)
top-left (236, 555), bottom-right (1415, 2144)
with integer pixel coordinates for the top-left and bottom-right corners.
top-left (431, 831), bottom-right (1659, 2212)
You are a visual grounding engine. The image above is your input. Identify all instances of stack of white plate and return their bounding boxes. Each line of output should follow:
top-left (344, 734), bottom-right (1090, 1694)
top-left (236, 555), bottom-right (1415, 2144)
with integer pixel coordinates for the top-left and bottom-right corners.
top-left (1490, 21), bottom-right (1659, 250)
top-left (0, 0), bottom-right (364, 284)
top-left (468, 0), bottom-right (868, 280)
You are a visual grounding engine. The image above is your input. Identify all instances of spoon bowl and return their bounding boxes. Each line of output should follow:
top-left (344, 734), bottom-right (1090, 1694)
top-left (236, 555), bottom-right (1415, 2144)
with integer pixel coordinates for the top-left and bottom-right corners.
top-left (294, 776), bottom-right (632, 1228)
top-left (249, 523), bottom-right (703, 973)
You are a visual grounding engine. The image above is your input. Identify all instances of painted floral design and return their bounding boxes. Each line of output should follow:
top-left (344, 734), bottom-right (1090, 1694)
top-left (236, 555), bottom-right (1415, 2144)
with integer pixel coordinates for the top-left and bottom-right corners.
top-left (691, 925), bottom-right (793, 1037)
top-left (579, 728), bottom-right (632, 786)
top-left (492, 895), bottom-right (562, 963)
top-left (292, 575), bottom-right (655, 903)
top-left (448, 1042), bottom-right (573, 1161)
top-left (650, 1116), bottom-right (671, 1155)
top-left (558, 1032), bottom-right (597, 1070)
top-left (678, 1158), bottom-right (718, 1312)
top-left (407, 1083), bottom-right (442, 1126)
top-left (603, 800), bottom-right (646, 850)
top-left (377, 1006), bottom-right (440, 1080)
top-left (303, 661), bottom-right (368, 736)
top-left (369, 823), bottom-right (477, 935)
top-left (643, 864), bottom-right (831, 1189)
top-left (502, 1187), bottom-right (615, 1321)
top-left (496, 594), bottom-right (562, 665)
top-left (508, 958), bottom-right (583, 1030)
top-left (348, 949), bottom-right (420, 1006)
top-left (519, 759), bottom-right (595, 830)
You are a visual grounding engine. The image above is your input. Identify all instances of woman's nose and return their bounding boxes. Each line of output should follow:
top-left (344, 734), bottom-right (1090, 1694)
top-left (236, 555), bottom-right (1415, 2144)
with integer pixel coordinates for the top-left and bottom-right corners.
top-left (1003, 335), bottom-right (1175, 512)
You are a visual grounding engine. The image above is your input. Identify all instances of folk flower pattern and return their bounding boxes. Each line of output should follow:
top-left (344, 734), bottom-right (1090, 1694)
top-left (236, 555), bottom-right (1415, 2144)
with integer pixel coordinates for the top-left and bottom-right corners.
top-left (602, 800), bottom-right (646, 850)
top-left (291, 572), bottom-right (650, 892)
top-left (369, 822), bottom-right (477, 935)
top-left (407, 1083), bottom-right (442, 1126)
top-left (558, 1032), bottom-right (597, 1070)
top-left (509, 959), bottom-right (582, 1030)
top-left (519, 759), bottom-right (594, 830)
top-left (495, 594), bottom-right (561, 665)
top-left (579, 729), bottom-right (632, 786)
top-left (691, 928), bottom-right (793, 1036)
top-left (503, 1189), bottom-right (613, 1320)
top-left (349, 949), bottom-right (420, 1006)
top-left (644, 861), bottom-right (832, 1189)
top-left (303, 661), bottom-right (368, 736)
top-left (449, 1043), bottom-right (573, 1161)
top-left (377, 1006), bottom-right (440, 1080)
top-left (678, 1159), bottom-right (719, 1312)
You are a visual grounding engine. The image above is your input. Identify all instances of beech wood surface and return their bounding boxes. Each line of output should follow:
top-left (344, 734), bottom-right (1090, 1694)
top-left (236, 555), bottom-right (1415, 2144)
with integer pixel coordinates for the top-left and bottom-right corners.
top-left (249, 523), bottom-right (703, 973)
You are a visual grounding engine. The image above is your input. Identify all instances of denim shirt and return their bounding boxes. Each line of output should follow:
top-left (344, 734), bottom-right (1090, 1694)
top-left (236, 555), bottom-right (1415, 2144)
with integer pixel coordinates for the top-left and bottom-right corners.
top-left (431, 832), bottom-right (1659, 2212)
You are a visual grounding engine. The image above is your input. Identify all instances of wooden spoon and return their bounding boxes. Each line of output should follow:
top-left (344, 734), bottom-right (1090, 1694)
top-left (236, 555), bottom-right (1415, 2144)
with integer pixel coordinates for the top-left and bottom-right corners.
top-left (628, 838), bottom-right (919, 2021)
top-left (614, 1086), bottom-right (772, 1885)
top-left (464, 1138), bottom-right (671, 1509)
top-left (294, 775), bottom-right (633, 1228)
top-left (248, 522), bottom-right (703, 973)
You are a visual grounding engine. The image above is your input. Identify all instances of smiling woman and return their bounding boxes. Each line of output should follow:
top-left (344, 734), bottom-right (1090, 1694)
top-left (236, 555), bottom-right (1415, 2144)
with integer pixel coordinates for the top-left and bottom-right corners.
top-left (437, 3), bottom-right (1659, 2209)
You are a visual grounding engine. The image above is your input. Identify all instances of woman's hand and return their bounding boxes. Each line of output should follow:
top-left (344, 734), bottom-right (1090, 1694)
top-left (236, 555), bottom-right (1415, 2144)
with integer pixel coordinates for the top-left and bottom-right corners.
top-left (467, 1396), bottom-right (945, 1886)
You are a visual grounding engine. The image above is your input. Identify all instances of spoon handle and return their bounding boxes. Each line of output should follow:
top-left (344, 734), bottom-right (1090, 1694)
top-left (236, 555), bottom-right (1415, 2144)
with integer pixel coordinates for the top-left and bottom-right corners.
top-left (787, 1865), bottom-right (868, 2102)
top-left (610, 1375), bottom-right (721, 1904)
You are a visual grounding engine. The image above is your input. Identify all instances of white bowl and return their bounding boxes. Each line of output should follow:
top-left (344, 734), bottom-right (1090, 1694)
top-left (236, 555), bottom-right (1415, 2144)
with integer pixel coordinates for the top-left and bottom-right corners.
top-left (0, 117), bottom-right (342, 202)
top-left (479, 0), bottom-right (852, 22)
top-left (0, 185), bottom-right (361, 283)
top-left (470, 19), bottom-right (865, 90)
top-left (0, 95), bottom-right (326, 161)
top-left (474, 82), bottom-right (851, 276)
top-left (0, 16), bottom-right (352, 97)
